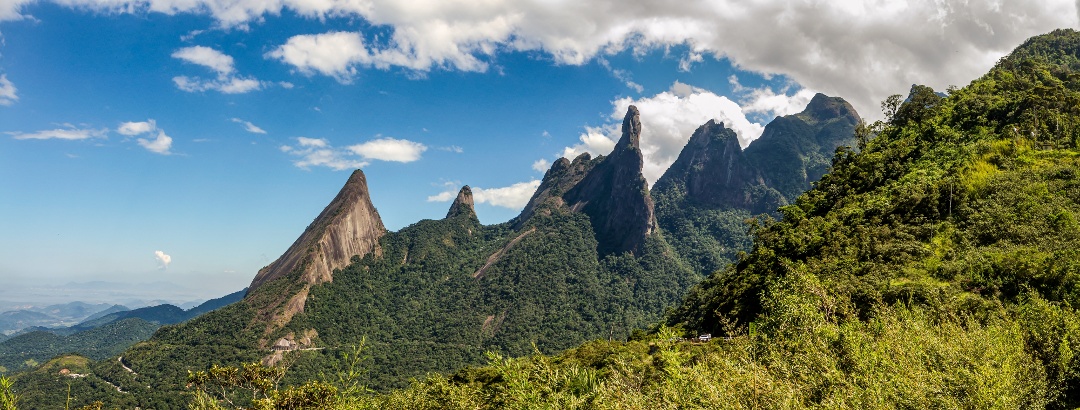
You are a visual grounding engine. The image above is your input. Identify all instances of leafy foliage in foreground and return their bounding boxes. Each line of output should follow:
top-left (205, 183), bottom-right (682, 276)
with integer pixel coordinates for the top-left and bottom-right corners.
top-left (188, 286), bottom-right (1057, 409)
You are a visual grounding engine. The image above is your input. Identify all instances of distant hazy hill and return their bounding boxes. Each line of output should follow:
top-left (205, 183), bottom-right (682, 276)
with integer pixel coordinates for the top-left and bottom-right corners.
top-left (0, 318), bottom-right (157, 372)
top-left (0, 289), bottom-right (245, 374)
top-left (72, 288), bottom-right (246, 331)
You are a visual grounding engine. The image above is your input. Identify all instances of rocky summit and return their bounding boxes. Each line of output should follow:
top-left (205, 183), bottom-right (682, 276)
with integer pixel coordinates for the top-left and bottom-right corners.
top-left (248, 169), bottom-right (387, 292)
top-left (517, 105), bottom-right (657, 256)
top-left (445, 185), bottom-right (477, 220)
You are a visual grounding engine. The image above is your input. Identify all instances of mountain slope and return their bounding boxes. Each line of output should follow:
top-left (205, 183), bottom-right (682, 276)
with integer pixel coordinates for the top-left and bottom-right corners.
top-left (249, 169), bottom-right (387, 291)
top-left (516, 105), bottom-right (657, 256)
top-left (652, 94), bottom-right (859, 274)
top-left (301, 28), bottom-right (1080, 410)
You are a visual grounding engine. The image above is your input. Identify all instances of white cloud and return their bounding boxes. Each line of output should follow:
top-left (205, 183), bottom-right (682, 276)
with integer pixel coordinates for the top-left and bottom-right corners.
top-left (267, 32), bottom-right (368, 83)
top-left (678, 52), bottom-right (704, 72)
top-left (172, 46), bottom-right (234, 76)
top-left (437, 145), bottom-right (463, 153)
top-left (154, 250), bottom-right (172, 269)
top-left (559, 125), bottom-right (619, 161)
top-left (231, 117), bottom-right (266, 134)
top-left (280, 137), bottom-right (369, 171)
top-left (118, 119), bottom-right (157, 136)
top-left (173, 75), bottom-right (263, 94)
top-left (560, 81), bottom-right (788, 185)
top-left (532, 158), bottom-right (550, 173)
top-left (347, 137), bottom-right (427, 162)
top-left (117, 119), bottom-right (173, 154)
top-left (730, 76), bottom-right (818, 118)
top-left (426, 190), bottom-right (456, 202)
top-left (172, 46), bottom-right (264, 94)
top-left (0, 1), bottom-right (1073, 117)
top-left (0, 75), bottom-right (17, 106)
top-left (296, 136), bottom-right (326, 147)
top-left (26, 0), bottom-right (1068, 120)
top-left (137, 131), bottom-right (173, 155)
top-left (428, 180), bottom-right (541, 209)
top-left (10, 127), bottom-right (107, 140)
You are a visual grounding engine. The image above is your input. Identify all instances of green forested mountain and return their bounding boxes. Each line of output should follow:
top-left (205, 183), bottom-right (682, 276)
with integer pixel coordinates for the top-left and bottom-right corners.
top-left (0, 318), bottom-right (158, 373)
top-left (0, 289), bottom-right (247, 378)
top-left (313, 28), bottom-right (1080, 409)
top-left (653, 93), bottom-right (859, 275)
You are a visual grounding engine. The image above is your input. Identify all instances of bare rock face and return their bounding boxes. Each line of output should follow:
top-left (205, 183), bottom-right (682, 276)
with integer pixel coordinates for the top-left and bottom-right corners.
top-left (249, 169), bottom-right (387, 292)
top-left (445, 186), bottom-right (477, 220)
top-left (516, 105), bottom-right (657, 256)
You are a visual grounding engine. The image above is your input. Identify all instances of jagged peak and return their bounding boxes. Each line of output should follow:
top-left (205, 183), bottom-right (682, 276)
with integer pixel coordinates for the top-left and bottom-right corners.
top-left (571, 152), bottom-right (592, 165)
top-left (618, 105), bottom-right (642, 149)
top-left (550, 157), bottom-right (571, 174)
top-left (446, 185), bottom-right (477, 220)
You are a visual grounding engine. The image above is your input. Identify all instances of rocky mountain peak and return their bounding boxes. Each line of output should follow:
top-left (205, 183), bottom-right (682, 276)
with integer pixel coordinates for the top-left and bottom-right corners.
top-left (446, 185), bottom-right (477, 220)
top-left (801, 93), bottom-right (857, 124)
top-left (512, 105), bottom-right (656, 256)
top-left (248, 169), bottom-right (387, 292)
top-left (620, 105), bottom-right (642, 148)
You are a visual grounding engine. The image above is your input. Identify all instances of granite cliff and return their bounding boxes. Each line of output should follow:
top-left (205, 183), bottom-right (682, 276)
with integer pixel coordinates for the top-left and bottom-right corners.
top-left (248, 169), bottom-right (387, 292)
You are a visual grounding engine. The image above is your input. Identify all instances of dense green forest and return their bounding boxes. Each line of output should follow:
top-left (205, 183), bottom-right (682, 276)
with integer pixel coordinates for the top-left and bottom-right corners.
top-left (6, 27), bottom-right (1080, 410)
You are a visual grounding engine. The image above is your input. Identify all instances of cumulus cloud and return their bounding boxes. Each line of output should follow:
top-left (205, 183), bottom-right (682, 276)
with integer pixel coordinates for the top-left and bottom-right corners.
top-left (172, 46), bottom-right (234, 76)
top-left (428, 180), bottom-right (541, 209)
top-left (347, 137), bottom-right (427, 162)
top-left (118, 119), bottom-right (157, 136)
top-left (17, 0), bottom-right (1066, 119)
top-left (137, 131), bottom-right (173, 154)
top-left (267, 31), bottom-right (368, 83)
top-left (118, 119), bottom-right (173, 154)
top-left (10, 127), bottom-right (107, 140)
top-left (559, 125), bottom-right (620, 161)
top-left (0, 75), bottom-right (17, 106)
top-left (154, 250), bottom-right (172, 269)
top-left (231, 117), bottom-right (266, 134)
top-left (0, 1), bottom-right (1073, 116)
top-left (280, 137), bottom-right (367, 171)
top-left (730, 76), bottom-right (819, 119)
top-left (172, 46), bottom-right (264, 94)
top-left (559, 81), bottom-right (794, 185)
top-left (532, 158), bottom-right (550, 173)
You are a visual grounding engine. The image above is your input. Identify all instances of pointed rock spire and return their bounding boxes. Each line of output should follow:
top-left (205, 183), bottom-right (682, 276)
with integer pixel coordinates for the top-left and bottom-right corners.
top-left (511, 105), bottom-right (656, 255)
top-left (619, 105), bottom-right (642, 148)
top-left (249, 169), bottom-right (387, 292)
top-left (446, 185), bottom-right (477, 220)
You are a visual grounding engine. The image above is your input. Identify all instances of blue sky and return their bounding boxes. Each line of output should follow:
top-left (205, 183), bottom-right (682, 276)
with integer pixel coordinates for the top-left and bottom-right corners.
top-left (0, 0), bottom-right (1076, 301)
